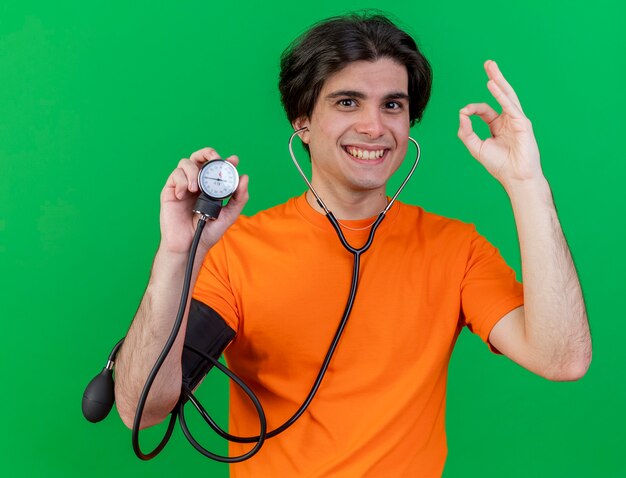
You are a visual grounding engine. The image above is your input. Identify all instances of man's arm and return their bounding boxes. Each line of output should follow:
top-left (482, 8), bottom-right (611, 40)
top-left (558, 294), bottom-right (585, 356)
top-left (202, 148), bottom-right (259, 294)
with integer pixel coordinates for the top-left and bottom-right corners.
top-left (114, 148), bottom-right (249, 429)
top-left (457, 60), bottom-right (591, 381)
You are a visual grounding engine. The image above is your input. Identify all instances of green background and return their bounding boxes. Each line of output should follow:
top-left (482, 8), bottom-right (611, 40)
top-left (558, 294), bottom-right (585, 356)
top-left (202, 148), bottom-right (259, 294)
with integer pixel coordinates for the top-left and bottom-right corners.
top-left (1, 0), bottom-right (624, 476)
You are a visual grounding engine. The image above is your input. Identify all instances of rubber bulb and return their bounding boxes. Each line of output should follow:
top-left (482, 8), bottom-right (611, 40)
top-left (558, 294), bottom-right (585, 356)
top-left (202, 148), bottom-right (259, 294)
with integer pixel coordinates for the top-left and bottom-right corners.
top-left (82, 368), bottom-right (115, 423)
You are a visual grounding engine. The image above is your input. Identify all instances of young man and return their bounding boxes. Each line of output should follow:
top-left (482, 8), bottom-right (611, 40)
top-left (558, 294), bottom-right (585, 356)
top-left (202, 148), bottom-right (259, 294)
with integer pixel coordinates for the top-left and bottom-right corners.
top-left (114, 13), bottom-right (591, 477)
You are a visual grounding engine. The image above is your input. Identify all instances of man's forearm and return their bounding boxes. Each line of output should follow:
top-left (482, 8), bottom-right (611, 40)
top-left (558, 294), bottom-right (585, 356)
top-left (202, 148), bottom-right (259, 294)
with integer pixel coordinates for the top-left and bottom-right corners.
top-left (507, 177), bottom-right (591, 379)
top-left (114, 246), bottom-right (206, 429)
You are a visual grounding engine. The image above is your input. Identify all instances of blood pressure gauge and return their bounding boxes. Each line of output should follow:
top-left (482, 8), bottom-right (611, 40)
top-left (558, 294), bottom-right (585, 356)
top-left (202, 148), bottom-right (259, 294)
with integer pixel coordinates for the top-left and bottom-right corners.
top-left (198, 160), bottom-right (239, 199)
top-left (193, 160), bottom-right (239, 220)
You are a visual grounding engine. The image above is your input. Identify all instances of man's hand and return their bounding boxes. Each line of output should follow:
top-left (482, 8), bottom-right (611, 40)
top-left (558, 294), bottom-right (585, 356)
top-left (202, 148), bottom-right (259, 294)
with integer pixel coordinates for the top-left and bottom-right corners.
top-left (458, 60), bottom-right (543, 189)
top-left (115, 148), bottom-right (249, 429)
top-left (159, 147), bottom-right (249, 255)
top-left (457, 61), bottom-right (591, 381)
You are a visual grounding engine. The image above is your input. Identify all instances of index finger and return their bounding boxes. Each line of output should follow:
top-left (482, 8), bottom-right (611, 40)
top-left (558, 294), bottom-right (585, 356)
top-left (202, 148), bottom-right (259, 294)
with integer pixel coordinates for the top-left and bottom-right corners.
top-left (484, 60), bottom-right (524, 114)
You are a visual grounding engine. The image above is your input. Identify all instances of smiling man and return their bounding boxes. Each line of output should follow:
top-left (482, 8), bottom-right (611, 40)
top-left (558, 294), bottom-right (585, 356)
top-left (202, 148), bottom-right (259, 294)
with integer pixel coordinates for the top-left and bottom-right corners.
top-left (113, 13), bottom-right (591, 478)
top-left (294, 58), bottom-right (410, 217)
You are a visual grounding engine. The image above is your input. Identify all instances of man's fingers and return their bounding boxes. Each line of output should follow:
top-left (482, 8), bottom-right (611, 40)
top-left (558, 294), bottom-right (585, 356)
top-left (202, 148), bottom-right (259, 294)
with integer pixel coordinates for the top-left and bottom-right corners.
top-left (484, 60), bottom-right (524, 114)
top-left (189, 147), bottom-right (221, 165)
top-left (224, 154), bottom-right (240, 167)
top-left (220, 174), bottom-right (250, 223)
top-left (459, 103), bottom-right (499, 125)
top-left (177, 158), bottom-right (200, 193)
top-left (227, 173), bottom-right (249, 208)
top-left (164, 167), bottom-right (193, 200)
top-left (487, 78), bottom-right (524, 120)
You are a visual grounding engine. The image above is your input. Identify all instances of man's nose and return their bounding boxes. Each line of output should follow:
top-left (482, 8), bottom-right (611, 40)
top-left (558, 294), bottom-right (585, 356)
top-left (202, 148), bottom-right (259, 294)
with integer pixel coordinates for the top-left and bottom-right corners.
top-left (355, 106), bottom-right (385, 138)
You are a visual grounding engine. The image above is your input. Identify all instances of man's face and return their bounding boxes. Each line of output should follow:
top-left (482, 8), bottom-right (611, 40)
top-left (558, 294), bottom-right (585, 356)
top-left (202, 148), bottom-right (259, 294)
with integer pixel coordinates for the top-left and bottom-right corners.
top-left (298, 58), bottom-right (411, 197)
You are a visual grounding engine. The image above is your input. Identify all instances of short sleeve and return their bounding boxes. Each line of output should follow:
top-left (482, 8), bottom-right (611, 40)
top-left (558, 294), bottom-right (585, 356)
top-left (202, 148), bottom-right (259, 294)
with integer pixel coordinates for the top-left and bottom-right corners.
top-left (192, 239), bottom-right (240, 334)
top-left (460, 227), bottom-right (524, 350)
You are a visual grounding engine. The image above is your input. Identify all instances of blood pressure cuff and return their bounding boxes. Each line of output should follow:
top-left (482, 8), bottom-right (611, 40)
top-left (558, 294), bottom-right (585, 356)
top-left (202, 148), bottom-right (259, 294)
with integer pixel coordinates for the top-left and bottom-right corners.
top-left (181, 299), bottom-right (236, 392)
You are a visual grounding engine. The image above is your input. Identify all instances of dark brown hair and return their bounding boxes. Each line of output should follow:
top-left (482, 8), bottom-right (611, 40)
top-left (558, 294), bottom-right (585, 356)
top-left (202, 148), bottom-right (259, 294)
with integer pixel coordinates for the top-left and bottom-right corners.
top-left (279, 12), bottom-right (432, 126)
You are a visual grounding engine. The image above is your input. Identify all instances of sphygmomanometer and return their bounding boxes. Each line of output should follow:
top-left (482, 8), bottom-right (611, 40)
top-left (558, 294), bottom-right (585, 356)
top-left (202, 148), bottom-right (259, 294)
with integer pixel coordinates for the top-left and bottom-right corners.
top-left (82, 129), bottom-right (421, 462)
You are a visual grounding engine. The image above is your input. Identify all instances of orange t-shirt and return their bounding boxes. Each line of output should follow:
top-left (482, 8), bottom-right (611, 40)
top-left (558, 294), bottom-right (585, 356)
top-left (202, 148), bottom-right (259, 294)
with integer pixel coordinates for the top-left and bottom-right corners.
top-left (193, 194), bottom-right (524, 477)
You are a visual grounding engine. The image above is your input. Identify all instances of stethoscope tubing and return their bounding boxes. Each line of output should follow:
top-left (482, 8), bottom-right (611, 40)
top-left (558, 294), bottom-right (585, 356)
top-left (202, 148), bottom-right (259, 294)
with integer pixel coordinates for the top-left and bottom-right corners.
top-left (216, 129), bottom-right (422, 439)
top-left (118, 129), bottom-right (422, 459)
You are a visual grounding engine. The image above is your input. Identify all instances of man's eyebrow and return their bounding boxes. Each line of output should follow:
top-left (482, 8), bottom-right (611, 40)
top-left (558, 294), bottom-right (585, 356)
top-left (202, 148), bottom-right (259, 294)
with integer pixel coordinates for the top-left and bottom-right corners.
top-left (385, 92), bottom-right (410, 101)
top-left (325, 90), bottom-right (410, 101)
top-left (326, 90), bottom-right (367, 100)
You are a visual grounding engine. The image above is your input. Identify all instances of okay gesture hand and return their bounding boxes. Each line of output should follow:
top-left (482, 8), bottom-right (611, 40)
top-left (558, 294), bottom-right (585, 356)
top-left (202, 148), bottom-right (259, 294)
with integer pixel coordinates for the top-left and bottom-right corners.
top-left (458, 60), bottom-right (544, 189)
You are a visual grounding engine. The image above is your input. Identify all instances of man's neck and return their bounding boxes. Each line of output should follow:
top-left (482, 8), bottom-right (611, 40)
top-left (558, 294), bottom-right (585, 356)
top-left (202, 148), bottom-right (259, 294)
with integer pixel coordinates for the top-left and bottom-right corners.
top-left (304, 188), bottom-right (388, 220)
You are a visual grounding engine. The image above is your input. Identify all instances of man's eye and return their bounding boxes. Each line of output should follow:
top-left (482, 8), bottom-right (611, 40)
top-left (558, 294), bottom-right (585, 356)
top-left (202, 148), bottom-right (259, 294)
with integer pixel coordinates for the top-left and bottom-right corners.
top-left (338, 99), bottom-right (356, 107)
top-left (385, 101), bottom-right (402, 110)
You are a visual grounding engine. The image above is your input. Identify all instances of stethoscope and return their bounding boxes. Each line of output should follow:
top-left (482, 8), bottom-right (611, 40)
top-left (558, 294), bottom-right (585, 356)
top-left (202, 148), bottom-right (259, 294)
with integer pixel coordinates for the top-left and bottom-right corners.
top-left (82, 127), bottom-right (421, 462)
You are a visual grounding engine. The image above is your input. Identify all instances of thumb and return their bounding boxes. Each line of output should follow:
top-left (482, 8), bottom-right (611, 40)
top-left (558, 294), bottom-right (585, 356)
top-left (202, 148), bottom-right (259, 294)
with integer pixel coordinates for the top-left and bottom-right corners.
top-left (198, 175), bottom-right (250, 249)
top-left (219, 174), bottom-right (250, 225)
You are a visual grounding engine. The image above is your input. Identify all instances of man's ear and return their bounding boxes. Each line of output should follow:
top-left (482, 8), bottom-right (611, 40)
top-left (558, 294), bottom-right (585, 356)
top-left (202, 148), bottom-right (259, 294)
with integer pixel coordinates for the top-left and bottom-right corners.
top-left (292, 117), bottom-right (311, 144)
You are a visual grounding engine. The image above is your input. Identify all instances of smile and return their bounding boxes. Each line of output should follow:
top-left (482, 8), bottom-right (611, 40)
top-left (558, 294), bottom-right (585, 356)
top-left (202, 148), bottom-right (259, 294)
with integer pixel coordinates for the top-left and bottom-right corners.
top-left (344, 146), bottom-right (388, 161)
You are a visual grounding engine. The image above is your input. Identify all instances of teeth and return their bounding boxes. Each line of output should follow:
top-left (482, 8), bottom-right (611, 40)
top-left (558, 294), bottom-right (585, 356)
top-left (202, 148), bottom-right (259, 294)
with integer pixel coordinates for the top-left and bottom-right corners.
top-left (347, 147), bottom-right (385, 160)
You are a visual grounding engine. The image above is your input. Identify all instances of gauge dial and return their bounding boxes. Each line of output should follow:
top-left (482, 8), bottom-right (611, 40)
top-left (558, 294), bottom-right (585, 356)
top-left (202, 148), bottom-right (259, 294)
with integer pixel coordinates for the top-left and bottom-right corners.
top-left (198, 160), bottom-right (239, 200)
